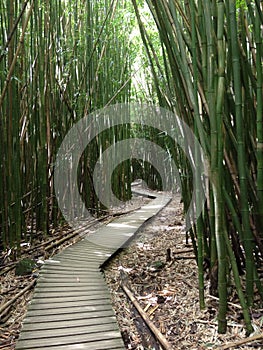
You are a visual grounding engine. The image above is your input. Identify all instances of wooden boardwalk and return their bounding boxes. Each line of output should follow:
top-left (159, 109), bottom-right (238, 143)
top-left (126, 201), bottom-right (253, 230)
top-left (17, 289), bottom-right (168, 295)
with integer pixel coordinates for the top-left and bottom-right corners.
top-left (15, 190), bottom-right (172, 350)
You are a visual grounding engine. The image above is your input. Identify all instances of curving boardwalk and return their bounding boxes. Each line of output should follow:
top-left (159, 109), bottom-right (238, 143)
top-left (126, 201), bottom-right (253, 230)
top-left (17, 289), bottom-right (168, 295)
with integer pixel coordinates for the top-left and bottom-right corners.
top-left (15, 190), bottom-right (172, 350)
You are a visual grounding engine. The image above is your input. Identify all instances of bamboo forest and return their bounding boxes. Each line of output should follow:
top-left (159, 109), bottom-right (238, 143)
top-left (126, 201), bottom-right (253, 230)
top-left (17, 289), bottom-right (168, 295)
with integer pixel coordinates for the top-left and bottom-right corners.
top-left (0, 0), bottom-right (263, 349)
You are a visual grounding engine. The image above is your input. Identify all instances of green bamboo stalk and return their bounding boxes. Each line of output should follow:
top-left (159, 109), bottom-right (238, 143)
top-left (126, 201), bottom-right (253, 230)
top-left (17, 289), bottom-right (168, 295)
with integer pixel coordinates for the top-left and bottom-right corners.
top-left (132, 0), bottom-right (166, 106)
top-left (0, 0), bottom-right (30, 64)
top-left (0, 1), bottom-right (34, 108)
top-left (228, 0), bottom-right (254, 306)
top-left (223, 224), bottom-right (253, 334)
top-left (213, 0), bottom-right (227, 332)
top-left (0, 0), bottom-right (137, 250)
top-left (255, 4), bottom-right (263, 229)
top-left (0, 0), bottom-right (7, 246)
top-left (190, 0), bottom-right (205, 310)
top-left (138, 0), bottom-right (262, 333)
top-left (7, 0), bottom-right (16, 250)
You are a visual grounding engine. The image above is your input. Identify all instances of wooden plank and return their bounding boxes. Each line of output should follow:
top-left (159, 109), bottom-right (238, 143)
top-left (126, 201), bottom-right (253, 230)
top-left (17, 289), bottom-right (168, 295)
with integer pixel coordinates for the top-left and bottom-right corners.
top-left (16, 338), bottom-right (125, 350)
top-left (43, 260), bottom-right (99, 269)
top-left (15, 330), bottom-right (123, 349)
top-left (53, 256), bottom-right (110, 264)
top-left (53, 255), bottom-right (104, 263)
top-left (41, 265), bottom-right (99, 273)
top-left (64, 247), bottom-right (114, 255)
top-left (28, 298), bottom-right (111, 310)
top-left (66, 247), bottom-right (116, 256)
top-left (42, 263), bottom-right (99, 271)
top-left (52, 257), bottom-right (106, 265)
top-left (40, 265), bottom-right (100, 273)
top-left (20, 316), bottom-right (118, 331)
top-left (26, 303), bottom-right (113, 316)
top-left (36, 280), bottom-right (106, 287)
top-left (23, 309), bottom-right (116, 323)
top-left (33, 287), bottom-right (110, 297)
top-left (30, 294), bottom-right (110, 304)
top-left (39, 269), bottom-right (102, 277)
top-left (33, 288), bottom-right (108, 297)
top-left (56, 251), bottom-right (111, 259)
top-left (37, 277), bottom-right (105, 284)
top-left (33, 286), bottom-right (109, 299)
top-left (18, 322), bottom-right (119, 340)
top-left (66, 241), bottom-right (114, 252)
top-left (58, 244), bottom-right (113, 253)
top-left (37, 274), bottom-right (105, 282)
top-left (34, 284), bottom-right (107, 292)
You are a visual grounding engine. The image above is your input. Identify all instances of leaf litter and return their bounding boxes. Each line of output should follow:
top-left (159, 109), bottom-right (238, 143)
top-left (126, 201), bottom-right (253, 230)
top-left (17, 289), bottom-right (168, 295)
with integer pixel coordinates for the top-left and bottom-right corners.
top-left (103, 194), bottom-right (263, 350)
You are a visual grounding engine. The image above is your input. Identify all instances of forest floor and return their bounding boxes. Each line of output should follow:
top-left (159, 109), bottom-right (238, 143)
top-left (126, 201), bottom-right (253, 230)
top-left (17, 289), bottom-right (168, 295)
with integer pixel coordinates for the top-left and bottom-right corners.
top-left (103, 194), bottom-right (263, 350)
top-left (0, 190), bottom-right (263, 350)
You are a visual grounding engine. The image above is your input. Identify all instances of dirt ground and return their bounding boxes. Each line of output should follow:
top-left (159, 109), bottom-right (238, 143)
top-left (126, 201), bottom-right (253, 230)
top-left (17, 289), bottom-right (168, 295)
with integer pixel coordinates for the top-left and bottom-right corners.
top-left (1, 192), bottom-right (263, 349)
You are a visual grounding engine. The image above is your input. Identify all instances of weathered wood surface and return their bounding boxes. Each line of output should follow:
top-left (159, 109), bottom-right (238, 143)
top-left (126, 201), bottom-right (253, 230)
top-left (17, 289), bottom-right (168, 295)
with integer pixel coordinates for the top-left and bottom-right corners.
top-left (15, 190), bottom-right (172, 350)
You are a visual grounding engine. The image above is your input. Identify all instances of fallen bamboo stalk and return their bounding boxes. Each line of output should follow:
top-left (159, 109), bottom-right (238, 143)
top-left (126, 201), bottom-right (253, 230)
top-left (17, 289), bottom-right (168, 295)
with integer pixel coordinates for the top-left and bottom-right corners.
top-left (0, 264), bottom-right (16, 276)
top-left (208, 294), bottom-right (242, 309)
top-left (219, 333), bottom-right (263, 350)
top-left (121, 283), bottom-right (174, 350)
top-left (0, 279), bottom-right (36, 317)
top-left (0, 304), bottom-right (12, 322)
top-left (45, 230), bottom-right (86, 251)
top-left (111, 207), bottom-right (142, 216)
top-left (45, 223), bottom-right (95, 251)
top-left (27, 220), bottom-right (97, 253)
top-left (173, 249), bottom-right (193, 254)
top-left (195, 319), bottom-right (243, 327)
top-left (46, 206), bottom-right (142, 251)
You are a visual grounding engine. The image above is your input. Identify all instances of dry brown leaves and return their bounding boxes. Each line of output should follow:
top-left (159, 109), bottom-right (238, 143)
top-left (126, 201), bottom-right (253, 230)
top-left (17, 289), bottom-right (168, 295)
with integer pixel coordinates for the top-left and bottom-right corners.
top-left (104, 194), bottom-right (263, 350)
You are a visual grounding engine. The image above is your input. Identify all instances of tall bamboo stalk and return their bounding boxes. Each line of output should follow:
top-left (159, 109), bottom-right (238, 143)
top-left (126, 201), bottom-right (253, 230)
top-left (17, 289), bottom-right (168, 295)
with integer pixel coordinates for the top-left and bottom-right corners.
top-left (228, 0), bottom-right (254, 306)
top-left (0, 0), bottom-right (137, 250)
top-left (213, 0), bottom-right (227, 332)
top-left (255, 2), bottom-right (263, 230)
top-left (133, 0), bottom-right (262, 333)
